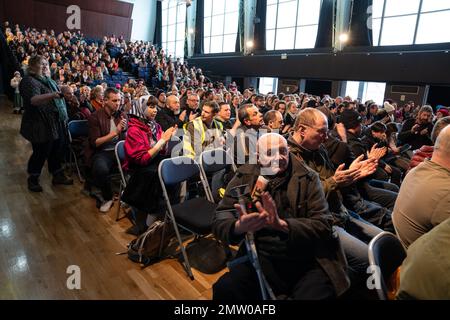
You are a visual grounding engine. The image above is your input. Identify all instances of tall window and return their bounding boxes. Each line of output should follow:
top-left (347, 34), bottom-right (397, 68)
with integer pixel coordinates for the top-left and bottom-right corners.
top-left (203, 0), bottom-right (239, 54)
top-left (266, 0), bottom-right (322, 50)
top-left (162, 0), bottom-right (186, 58)
top-left (345, 81), bottom-right (386, 105)
top-left (259, 77), bottom-right (278, 94)
top-left (372, 0), bottom-right (450, 46)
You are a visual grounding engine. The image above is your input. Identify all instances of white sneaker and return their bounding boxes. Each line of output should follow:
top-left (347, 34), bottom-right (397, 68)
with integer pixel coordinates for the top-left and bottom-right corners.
top-left (100, 200), bottom-right (114, 213)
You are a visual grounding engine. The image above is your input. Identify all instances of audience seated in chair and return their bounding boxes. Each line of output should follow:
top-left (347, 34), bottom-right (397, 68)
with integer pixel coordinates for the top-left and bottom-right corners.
top-left (398, 105), bottom-right (434, 152)
top-left (121, 96), bottom-right (177, 235)
top-left (341, 109), bottom-right (403, 187)
top-left (183, 101), bottom-right (223, 160)
top-left (154, 95), bottom-right (185, 131)
top-left (287, 108), bottom-right (392, 292)
top-left (407, 116), bottom-right (450, 172)
top-left (396, 217), bottom-right (450, 300)
top-left (213, 133), bottom-right (350, 300)
top-left (86, 88), bottom-right (127, 213)
top-left (232, 104), bottom-right (264, 167)
top-left (393, 125), bottom-right (450, 249)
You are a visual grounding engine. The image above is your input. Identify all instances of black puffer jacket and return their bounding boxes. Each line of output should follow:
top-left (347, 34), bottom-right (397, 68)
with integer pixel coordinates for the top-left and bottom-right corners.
top-left (213, 154), bottom-right (350, 297)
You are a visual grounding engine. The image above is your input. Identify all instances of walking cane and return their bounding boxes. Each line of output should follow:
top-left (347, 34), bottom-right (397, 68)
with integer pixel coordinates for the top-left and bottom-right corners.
top-left (228, 184), bottom-right (276, 300)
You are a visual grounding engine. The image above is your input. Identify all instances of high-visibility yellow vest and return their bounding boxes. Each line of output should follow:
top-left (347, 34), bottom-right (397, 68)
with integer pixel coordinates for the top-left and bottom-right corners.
top-left (183, 117), bottom-right (223, 159)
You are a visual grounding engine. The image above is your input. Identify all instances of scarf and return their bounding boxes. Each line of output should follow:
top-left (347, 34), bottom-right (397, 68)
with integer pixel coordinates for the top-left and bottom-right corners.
top-left (148, 120), bottom-right (158, 142)
top-left (128, 101), bottom-right (158, 143)
top-left (36, 75), bottom-right (68, 123)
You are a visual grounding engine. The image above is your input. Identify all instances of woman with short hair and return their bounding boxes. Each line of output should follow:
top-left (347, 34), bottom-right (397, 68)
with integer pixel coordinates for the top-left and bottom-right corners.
top-left (19, 55), bottom-right (73, 192)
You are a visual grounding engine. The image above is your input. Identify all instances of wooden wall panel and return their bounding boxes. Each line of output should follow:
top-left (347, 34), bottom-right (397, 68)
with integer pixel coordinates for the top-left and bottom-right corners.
top-left (33, 1), bottom-right (67, 34)
top-left (81, 10), bottom-right (133, 39)
top-left (37, 0), bottom-right (133, 18)
top-left (2, 0), bottom-right (133, 40)
top-left (2, 0), bottom-right (34, 27)
top-left (0, 0), bottom-right (5, 25)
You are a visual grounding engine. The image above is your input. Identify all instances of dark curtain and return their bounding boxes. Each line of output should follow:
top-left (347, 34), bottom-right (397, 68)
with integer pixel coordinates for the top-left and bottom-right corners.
top-left (194, 0), bottom-right (204, 55)
top-left (184, 9), bottom-right (188, 58)
top-left (0, 30), bottom-right (20, 99)
top-left (349, 0), bottom-right (373, 46)
top-left (0, 56), bottom-right (4, 95)
top-left (253, 0), bottom-right (267, 51)
top-left (235, 0), bottom-right (245, 52)
top-left (315, 0), bottom-right (334, 48)
top-left (153, 0), bottom-right (162, 48)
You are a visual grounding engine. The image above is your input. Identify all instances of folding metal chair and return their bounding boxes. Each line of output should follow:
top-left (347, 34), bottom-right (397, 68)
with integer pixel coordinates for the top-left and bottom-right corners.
top-left (114, 140), bottom-right (130, 221)
top-left (158, 156), bottom-right (217, 280)
top-left (368, 231), bottom-right (407, 300)
top-left (67, 120), bottom-right (89, 182)
top-left (166, 135), bottom-right (182, 157)
top-left (199, 148), bottom-right (236, 203)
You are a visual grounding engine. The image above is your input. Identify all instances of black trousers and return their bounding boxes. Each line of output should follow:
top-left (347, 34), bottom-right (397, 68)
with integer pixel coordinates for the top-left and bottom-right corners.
top-left (91, 150), bottom-right (116, 201)
top-left (28, 139), bottom-right (63, 176)
top-left (213, 255), bottom-right (335, 300)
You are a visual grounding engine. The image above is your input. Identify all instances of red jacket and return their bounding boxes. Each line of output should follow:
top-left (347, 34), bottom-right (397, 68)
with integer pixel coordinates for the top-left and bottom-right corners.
top-left (123, 117), bottom-right (164, 171)
top-left (408, 145), bottom-right (434, 171)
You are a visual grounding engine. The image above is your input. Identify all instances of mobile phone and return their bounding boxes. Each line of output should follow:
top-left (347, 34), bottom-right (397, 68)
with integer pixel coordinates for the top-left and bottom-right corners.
top-left (376, 141), bottom-right (388, 148)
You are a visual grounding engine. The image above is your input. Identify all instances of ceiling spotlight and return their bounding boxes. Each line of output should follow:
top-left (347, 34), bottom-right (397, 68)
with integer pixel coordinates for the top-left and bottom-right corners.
top-left (246, 40), bottom-right (254, 48)
top-left (339, 33), bottom-right (349, 43)
top-left (188, 28), bottom-right (194, 35)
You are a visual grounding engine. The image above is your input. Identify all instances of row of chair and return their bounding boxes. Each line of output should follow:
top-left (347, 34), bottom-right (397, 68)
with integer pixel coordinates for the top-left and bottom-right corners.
top-left (115, 139), bottom-right (236, 279)
top-left (68, 120), bottom-right (407, 298)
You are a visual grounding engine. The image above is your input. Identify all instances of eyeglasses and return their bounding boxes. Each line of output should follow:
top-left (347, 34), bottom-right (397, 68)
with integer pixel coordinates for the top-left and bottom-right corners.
top-left (302, 124), bottom-right (329, 136)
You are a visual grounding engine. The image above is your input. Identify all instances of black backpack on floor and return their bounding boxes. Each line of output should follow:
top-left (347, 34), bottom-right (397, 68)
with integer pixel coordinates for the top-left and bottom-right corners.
top-left (127, 220), bottom-right (174, 268)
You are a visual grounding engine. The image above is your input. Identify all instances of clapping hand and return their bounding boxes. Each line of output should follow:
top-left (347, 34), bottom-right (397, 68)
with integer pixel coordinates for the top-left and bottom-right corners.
top-left (234, 203), bottom-right (268, 235)
top-left (368, 144), bottom-right (387, 160)
top-left (162, 125), bottom-right (177, 141)
top-left (258, 192), bottom-right (288, 233)
top-left (349, 155), bottom-right (378, 180)
top-left (333, 163), bottom-right (359, 187)
top-left (420, 128), bottom-right (428, 136)
top-left (178, 110), bottom-right (187, 121)
top-left (189, 112), bottom-right (198, 121)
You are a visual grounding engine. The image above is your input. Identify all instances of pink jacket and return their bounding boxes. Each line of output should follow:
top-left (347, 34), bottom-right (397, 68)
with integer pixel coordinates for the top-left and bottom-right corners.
top-left (123, 117), bottom-right (164, 171)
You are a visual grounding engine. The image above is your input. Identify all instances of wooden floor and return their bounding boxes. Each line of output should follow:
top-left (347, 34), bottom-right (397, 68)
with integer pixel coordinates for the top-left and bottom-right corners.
top-left (0, 96), bottom-right (226, 300)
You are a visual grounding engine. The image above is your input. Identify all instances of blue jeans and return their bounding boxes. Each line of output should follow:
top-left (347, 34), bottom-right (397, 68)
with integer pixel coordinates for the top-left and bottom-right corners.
top-left (359, 180), bottom-right (398, 210)
top-left (335, 213), bottom-right (383, 281)
top-left (91, 150), bottom-right (116, 201)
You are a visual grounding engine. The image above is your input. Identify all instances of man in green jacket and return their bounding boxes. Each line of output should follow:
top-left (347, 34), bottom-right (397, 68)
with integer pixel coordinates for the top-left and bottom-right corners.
top-left (397, 217), bottom-right (450, 300)
top-left (183, 101), bottom-right (223, 159)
